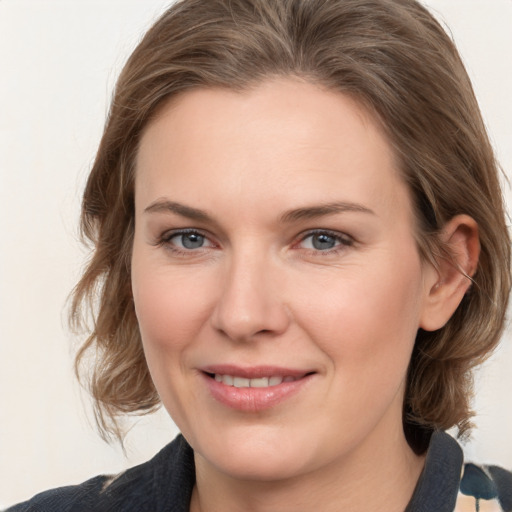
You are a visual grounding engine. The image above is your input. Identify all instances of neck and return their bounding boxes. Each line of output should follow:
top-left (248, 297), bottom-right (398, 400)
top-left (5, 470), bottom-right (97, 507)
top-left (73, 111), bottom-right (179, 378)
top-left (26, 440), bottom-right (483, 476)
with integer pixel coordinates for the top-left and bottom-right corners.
top-left (190, 427), bottom-right (426, 512)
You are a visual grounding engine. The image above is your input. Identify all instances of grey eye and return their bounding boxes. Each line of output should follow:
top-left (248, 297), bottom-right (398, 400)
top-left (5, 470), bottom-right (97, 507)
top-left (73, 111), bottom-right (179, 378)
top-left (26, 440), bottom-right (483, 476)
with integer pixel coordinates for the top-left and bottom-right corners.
top-left (311, 233), bottom-right (337, 250)
top-left (303, 233), bottom-right (337, 251)
top-left (298, 231), bottom-right (353, 252)
top-left (176, 232), bottom-right (206, 249)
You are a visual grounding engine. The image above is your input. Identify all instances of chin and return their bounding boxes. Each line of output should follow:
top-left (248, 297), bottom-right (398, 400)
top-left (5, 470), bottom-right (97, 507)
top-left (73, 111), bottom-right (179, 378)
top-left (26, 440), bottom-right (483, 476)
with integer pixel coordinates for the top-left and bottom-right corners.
top-left (208, 446), bottom-right (310, 482)
top-left (191, 418), bottom-right (338, 482)
top-left (190, 424), bottom-right (327, 482)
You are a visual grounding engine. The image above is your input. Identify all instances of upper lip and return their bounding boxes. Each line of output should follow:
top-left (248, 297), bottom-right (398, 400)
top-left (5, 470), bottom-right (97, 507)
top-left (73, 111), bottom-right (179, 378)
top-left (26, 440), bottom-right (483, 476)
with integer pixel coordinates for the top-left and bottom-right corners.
top-left (199, 365), bottom-right (314, 379)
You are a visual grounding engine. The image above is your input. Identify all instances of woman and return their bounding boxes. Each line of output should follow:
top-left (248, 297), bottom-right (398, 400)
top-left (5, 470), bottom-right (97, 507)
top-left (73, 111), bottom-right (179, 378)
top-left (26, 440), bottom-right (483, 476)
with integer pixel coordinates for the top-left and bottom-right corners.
top-left (6, 0), bottom-right (511, 511)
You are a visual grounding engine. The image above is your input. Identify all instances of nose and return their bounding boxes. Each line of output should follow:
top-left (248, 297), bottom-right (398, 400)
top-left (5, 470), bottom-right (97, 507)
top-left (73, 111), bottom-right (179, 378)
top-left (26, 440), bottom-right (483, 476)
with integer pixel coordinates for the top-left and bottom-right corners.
top-left (210, 251), bottom-right (291, 342)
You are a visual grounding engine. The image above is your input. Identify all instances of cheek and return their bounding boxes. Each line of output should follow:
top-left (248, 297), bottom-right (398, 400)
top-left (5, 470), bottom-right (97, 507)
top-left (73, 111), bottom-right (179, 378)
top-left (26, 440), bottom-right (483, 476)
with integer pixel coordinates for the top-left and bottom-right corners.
top-left (130, 255), bottom-right (216, 421)
top-left (131, 256), bottom-right (214, 357)
top-left (295, 255), bottom-right (424, 382)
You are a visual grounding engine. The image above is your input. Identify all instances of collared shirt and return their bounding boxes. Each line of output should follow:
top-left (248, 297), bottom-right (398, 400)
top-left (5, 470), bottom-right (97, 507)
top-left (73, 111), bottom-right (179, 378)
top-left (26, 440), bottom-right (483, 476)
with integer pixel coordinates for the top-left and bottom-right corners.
top-left (5, 432), bottom-right (512, 512)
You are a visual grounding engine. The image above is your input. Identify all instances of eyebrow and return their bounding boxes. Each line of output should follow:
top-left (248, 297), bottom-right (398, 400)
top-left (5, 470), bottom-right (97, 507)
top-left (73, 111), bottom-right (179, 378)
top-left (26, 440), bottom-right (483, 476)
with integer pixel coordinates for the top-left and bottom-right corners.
top-left (280, 202), bottom-right (375, 223)
top-left (144, 199), bottom-right (375, 223)
top-left (144, 199), bottom-right (211, 221)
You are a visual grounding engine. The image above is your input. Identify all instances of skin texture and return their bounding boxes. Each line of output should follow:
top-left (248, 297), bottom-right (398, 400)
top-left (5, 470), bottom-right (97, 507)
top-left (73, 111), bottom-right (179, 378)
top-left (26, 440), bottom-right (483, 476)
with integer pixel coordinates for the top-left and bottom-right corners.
top-left (131, 79), bottom-right (478, 512)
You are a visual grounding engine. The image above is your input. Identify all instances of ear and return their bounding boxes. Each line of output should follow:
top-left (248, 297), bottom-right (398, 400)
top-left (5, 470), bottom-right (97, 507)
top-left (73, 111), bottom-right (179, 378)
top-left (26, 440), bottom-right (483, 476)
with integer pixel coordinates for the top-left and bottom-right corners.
top-left (419, 214), bottom-right (480, 332)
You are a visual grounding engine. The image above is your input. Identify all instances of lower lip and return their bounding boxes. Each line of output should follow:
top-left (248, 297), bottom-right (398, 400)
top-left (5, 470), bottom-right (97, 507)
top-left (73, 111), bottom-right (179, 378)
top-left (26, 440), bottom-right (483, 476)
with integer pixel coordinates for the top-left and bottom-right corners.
top-left (201, 373), bottom-right (314, 412)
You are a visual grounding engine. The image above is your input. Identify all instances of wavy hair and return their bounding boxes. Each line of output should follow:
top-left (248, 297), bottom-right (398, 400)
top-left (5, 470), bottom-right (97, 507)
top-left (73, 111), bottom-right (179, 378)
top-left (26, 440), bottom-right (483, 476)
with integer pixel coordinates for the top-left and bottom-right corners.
top-left (71, 0), bottom-right (510, 452)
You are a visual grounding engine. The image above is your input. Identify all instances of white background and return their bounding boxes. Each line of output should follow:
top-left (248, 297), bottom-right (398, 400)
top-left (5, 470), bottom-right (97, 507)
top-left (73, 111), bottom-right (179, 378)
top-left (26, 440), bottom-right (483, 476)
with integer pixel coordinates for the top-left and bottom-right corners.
top-left (1, 0), bottom-right (511, 508)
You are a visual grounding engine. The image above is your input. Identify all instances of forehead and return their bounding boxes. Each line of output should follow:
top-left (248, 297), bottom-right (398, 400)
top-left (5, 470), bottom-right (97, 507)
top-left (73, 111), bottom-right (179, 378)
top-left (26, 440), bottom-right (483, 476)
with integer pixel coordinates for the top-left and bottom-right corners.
top-left (135, 79), bottom-right (412, 224)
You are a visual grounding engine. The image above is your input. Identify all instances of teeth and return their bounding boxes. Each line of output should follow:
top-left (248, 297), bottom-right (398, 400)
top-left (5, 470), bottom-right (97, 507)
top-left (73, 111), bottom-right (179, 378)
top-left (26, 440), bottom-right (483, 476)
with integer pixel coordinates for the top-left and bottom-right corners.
top-left (233, 377), bottom-right (250, 388)
top-left (250, 377), bottom-right (270, 388)
top-left (214, 374), bottom-right (296, 388)
top-left (269, 376), bottom-right (283, 386)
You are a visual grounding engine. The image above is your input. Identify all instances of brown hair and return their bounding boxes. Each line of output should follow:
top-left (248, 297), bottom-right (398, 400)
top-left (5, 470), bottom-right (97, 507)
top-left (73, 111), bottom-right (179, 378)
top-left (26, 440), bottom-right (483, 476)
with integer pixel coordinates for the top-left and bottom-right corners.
top-left (71, 0), bottom-right (510, 452)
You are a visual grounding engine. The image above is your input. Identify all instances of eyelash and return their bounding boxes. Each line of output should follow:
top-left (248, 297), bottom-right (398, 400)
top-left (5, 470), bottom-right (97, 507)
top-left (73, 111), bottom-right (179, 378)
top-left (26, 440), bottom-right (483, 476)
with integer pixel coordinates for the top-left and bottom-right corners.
top-left (156, 228), bottom-right (354, 256)
top-left (296, 229), bottom-right (354, 255)
top-left (157, 229), bottom-right (215, 256)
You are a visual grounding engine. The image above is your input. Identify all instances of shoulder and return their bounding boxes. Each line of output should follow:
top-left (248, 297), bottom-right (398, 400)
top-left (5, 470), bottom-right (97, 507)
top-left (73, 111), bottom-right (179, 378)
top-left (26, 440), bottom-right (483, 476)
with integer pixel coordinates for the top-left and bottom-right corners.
top-left (3, 435), bottom-right (195, 512)
top-left (405, 431), bottom-right (512, 512)
top-left (455, 461), bottom-right (512, 512)
top-left (3, 475), bottom-right (110, 512)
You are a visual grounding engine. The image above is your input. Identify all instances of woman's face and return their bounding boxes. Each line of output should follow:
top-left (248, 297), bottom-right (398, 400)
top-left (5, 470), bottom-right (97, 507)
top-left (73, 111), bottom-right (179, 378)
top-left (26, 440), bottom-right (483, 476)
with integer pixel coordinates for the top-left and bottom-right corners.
top-left (132, 79), bottom-right (435, 481)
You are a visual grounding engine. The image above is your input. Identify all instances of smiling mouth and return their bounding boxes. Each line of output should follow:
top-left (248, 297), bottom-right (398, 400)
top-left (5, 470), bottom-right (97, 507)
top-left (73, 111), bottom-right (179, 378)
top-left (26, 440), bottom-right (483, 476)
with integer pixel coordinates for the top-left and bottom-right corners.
top-left (201, 368), bottom-right (316, 411)
top-left (205, 373), bottom-right (306, 388)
